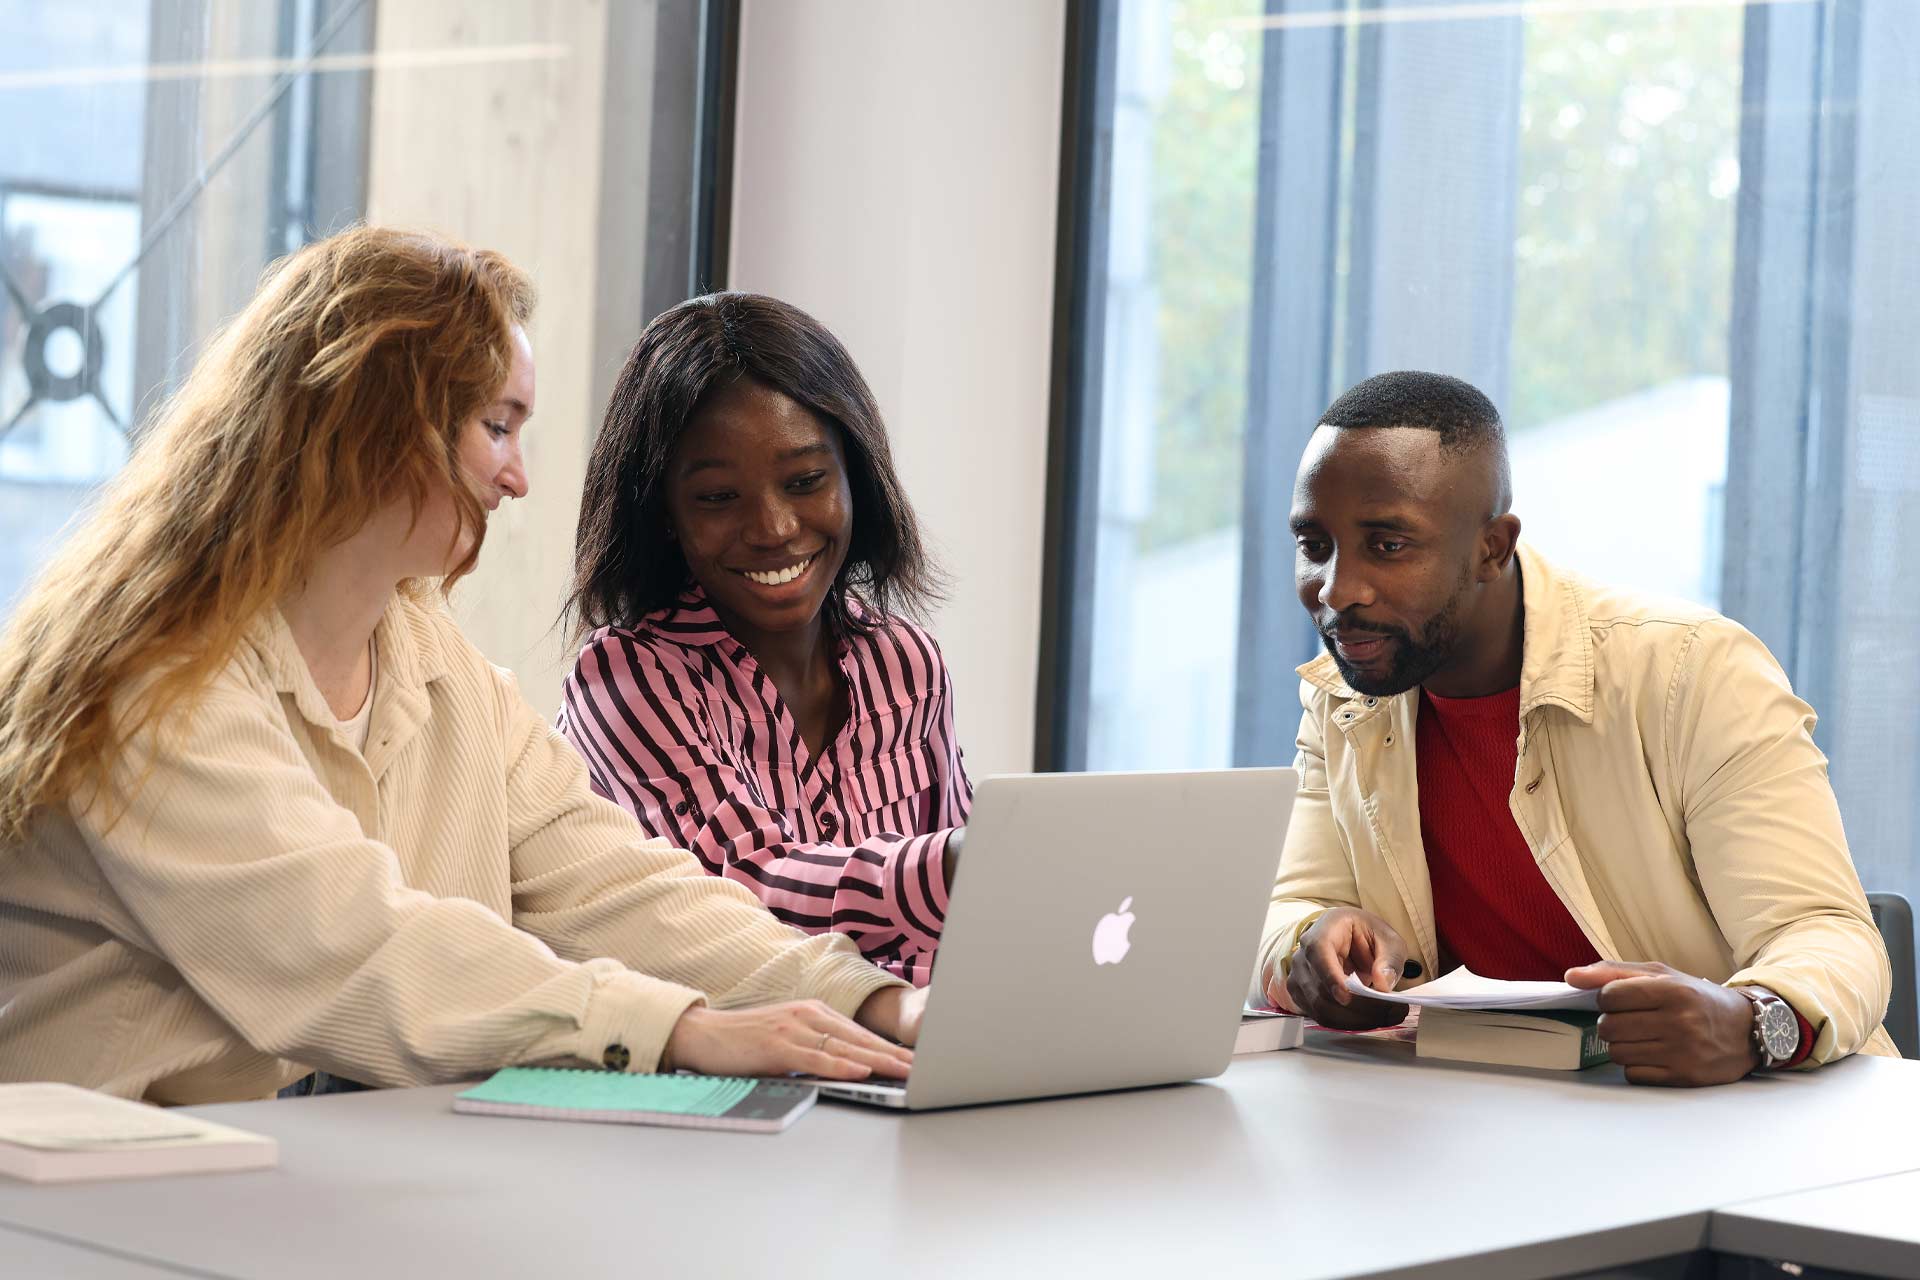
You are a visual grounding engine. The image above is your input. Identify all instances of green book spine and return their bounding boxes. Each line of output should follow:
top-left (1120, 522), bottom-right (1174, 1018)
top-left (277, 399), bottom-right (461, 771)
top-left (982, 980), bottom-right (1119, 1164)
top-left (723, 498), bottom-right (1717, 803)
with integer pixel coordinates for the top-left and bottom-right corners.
top-left (1580, 1015), bottom-right (1609, 1068)
top-left (1514, 1010), bottom-right (1610, 1068)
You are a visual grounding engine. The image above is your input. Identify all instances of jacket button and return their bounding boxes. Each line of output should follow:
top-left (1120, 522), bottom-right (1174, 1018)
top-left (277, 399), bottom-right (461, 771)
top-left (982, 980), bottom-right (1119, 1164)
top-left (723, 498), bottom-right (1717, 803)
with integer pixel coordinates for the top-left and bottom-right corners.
top-left (602, 1043), bottom-right (631, 1071)
top-left (820, 812), bottom-right (839, 836)
top-left (674, 800), bottom-right (690, 816)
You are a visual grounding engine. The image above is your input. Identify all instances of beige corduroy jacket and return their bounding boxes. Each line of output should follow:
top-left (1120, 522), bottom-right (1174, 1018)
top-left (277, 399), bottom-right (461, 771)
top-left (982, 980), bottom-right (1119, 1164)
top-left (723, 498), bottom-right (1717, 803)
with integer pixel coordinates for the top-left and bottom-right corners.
top-left (0, 593), bottom-right (902, 1103)
top-left (1253, 544), bottom-right (1897, 1065)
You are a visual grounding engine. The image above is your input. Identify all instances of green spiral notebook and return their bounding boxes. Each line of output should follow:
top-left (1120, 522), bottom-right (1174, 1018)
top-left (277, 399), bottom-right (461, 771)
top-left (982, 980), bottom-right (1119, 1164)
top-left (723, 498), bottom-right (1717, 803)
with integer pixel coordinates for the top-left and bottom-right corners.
top-left (453, 1068), bottom-right (817, 1133)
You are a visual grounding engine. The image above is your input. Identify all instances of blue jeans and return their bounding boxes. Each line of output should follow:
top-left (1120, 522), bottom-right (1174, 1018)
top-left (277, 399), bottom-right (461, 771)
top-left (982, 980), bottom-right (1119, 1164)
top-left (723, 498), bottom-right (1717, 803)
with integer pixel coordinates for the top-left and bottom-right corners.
top-left (277, 1071), bottom-right (373, 1098)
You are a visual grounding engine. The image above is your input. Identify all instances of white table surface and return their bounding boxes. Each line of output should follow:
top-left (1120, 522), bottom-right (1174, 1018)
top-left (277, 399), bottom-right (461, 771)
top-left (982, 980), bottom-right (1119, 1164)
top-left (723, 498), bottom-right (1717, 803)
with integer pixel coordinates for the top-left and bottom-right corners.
top-left (3, 1033), bottom-right (1917, 1280)
top-left (1712, 1168), bottom-right (1920, 1279)
top-left (0, 1220), bottom-right (207, 1277)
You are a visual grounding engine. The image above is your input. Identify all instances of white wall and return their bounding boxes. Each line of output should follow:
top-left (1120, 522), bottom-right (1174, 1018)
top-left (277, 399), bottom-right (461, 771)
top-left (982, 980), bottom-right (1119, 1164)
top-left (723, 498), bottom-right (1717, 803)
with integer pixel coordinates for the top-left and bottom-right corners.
top-left (366, 3), bottom-right (653, 716)
top-left (730, 0), bottom-right (1067, 779)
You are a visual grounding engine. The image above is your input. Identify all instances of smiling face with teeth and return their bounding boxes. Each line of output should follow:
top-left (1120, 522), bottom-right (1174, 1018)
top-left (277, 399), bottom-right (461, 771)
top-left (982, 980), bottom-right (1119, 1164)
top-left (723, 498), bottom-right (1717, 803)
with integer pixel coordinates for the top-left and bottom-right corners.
top-left (664, 377), bottom-right (854, 653)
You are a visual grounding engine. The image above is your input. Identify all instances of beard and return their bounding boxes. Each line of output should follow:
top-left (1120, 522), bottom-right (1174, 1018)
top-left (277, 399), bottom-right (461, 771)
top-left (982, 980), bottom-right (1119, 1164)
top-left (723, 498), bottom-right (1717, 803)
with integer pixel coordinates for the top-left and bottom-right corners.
top-left (1319, 570), bottom-right (1471, 697)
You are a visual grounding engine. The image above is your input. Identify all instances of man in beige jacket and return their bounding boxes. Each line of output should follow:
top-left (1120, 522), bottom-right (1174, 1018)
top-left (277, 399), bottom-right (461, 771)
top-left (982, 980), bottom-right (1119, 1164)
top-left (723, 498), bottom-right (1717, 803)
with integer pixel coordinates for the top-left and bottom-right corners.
top-left (1256, 370), bottom-right (1895, 1085)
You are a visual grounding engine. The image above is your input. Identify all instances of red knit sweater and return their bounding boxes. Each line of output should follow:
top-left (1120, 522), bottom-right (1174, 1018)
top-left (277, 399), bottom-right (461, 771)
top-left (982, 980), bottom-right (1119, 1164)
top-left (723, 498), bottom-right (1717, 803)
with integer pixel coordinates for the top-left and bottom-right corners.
top-left (1416, 685), bottom-right (1599, 980)
top-left (1416, 685), bottom-right (1811, 1066)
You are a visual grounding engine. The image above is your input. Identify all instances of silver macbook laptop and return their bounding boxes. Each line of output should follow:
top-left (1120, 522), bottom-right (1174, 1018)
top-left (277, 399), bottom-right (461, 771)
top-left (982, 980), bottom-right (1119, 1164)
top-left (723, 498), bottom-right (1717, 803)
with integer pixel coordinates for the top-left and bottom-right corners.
top-left (820, 767), bottom-right (1297, 1110)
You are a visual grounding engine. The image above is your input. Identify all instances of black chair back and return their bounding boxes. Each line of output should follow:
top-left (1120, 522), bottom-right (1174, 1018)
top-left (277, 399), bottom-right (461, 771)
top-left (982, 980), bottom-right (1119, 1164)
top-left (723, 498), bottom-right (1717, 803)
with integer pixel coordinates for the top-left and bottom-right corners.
top-left (1867, 891), bottom-right (1919, 1060)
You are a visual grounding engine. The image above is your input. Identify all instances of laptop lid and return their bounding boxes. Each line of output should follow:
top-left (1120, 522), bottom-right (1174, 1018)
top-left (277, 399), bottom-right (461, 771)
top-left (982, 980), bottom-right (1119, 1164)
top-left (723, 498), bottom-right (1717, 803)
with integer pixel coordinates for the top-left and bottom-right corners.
top-left (898, 768), bottom-right (1297, 1110)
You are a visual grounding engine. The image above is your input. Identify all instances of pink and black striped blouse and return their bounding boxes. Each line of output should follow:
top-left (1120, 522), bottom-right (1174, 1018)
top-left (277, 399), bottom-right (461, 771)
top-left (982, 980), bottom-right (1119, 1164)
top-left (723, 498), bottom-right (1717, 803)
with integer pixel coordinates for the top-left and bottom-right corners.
top-left (556, 588), bottom-right (971, 985)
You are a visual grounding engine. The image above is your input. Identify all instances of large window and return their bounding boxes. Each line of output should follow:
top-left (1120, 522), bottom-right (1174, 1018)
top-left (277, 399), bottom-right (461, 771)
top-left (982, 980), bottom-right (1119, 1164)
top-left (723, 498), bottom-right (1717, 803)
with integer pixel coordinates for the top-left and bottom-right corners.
top-left (1, 0), bottom-right (376, 612)
top-left (1, 0), bottom-right (737, 713)
top-left (1048, 0), bottom-right (1920, 905)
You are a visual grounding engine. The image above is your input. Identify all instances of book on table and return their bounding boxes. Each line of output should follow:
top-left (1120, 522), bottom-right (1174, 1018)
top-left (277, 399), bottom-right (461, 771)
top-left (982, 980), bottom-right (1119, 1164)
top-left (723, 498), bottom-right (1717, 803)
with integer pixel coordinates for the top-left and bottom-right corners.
top-left (454, 1067), bottom-right (818, 1133)
top-left (0, 1082), bottom-right (277, 1183)
top-left (1414, 1007), bottom-right (1610, 1071)
top-left (1235, 1008), bottom-right (1306, 1055)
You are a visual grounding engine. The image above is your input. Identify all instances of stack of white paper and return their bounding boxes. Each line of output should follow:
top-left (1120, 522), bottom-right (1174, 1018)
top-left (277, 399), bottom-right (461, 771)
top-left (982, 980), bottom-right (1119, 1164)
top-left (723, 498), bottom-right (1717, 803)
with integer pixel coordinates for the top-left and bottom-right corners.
top-left (1342, 965), bottom-right (1599, 1012)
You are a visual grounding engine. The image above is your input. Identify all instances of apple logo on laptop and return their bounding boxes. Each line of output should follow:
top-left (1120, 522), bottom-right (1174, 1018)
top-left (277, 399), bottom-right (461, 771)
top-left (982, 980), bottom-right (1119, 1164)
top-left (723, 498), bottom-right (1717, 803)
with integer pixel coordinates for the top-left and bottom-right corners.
top-left (1092, 897), bottom-right (1135, 965)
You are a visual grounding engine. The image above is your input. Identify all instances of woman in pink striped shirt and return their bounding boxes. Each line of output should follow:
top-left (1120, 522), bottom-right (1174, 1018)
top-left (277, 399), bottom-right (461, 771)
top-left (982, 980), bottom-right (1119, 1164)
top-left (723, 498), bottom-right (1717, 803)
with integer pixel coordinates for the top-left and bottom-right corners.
top-left (558, 294), bottom-right (970, 985)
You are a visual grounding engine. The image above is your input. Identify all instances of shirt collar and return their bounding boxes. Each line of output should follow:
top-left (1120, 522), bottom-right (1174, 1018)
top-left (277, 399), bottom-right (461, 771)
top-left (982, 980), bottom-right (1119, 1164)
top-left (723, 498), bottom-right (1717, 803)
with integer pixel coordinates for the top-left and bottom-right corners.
top-left (1510, 542), bottom-right (1596, 723)
top-left (638, 584), bottom-right (863, 660)
top-left (1295, 542), bottom-right (1595, 724)
top-left (250, 589), bottom-right (453, 728)
top-left (637, 587), bottom-right (737, 649)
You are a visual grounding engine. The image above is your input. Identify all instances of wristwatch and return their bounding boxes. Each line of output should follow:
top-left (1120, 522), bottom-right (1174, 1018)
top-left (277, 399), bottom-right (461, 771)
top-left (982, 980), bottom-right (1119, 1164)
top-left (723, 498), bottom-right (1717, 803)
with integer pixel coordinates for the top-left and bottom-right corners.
top-left (1739, 988), bottom-right (1802, 1069)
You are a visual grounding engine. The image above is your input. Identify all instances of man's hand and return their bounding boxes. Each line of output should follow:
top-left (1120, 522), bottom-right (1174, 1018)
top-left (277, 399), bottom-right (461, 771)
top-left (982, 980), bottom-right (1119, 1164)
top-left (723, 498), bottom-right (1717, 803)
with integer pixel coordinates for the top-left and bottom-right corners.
top-left (855, 984), bottom-right (927, 1047)
top-left (1266, 908), bottom-right (1412, 1031)
top-left (1565, 960), bottom-right (1760, 1086)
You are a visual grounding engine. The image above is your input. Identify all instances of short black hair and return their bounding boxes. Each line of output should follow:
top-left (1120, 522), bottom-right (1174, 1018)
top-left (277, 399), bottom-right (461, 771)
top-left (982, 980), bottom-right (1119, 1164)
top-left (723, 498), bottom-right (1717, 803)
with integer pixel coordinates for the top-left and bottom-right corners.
top-left (1320, 370), bottom-right (1504, 450)
top-left (565, 292), bottom-right (941, 641)
top-left (1320, 370), bottom-right (1511, 511)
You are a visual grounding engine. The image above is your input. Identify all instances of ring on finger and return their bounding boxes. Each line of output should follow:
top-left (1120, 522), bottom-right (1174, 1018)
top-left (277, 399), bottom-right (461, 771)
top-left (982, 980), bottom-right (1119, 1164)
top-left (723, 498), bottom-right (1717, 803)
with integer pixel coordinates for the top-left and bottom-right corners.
top-left (817, 1031), bottom-right (831, 1053)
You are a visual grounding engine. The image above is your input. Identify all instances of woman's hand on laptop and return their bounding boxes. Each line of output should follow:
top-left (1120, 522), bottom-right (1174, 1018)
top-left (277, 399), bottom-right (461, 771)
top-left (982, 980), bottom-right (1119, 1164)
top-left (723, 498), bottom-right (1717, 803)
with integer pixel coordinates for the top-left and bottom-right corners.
top-left (1274, 908), bottom-right (1412, 1031)
top-left (941, 827), bottom-right (964, 893)
top-left (855, 984), bottom-right (928, 1046)
top-left (662, 1001), bottom-right (914, 1080)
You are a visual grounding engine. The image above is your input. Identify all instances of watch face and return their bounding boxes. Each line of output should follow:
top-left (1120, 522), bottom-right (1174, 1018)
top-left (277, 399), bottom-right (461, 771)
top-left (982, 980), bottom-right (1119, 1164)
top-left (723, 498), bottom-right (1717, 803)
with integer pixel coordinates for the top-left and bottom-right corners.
top-left (1759, 1000), bottom-right (1799, 1061)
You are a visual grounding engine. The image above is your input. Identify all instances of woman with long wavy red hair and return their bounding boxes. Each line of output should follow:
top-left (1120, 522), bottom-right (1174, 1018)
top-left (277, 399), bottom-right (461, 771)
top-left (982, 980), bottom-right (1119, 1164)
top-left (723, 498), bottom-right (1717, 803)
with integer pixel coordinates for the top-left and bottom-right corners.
top-left (0, 227), bottom-right (920, 1103)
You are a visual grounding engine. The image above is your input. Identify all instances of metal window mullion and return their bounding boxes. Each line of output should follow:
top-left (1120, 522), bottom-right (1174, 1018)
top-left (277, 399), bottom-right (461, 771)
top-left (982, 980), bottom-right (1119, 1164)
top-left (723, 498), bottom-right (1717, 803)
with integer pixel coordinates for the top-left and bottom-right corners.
top-left (131, 0), bottom-right (209, 433)
top-left (1034, 0), bottom-right (1119, 773)
top-left (305, 0), bottom-right (376, 240)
